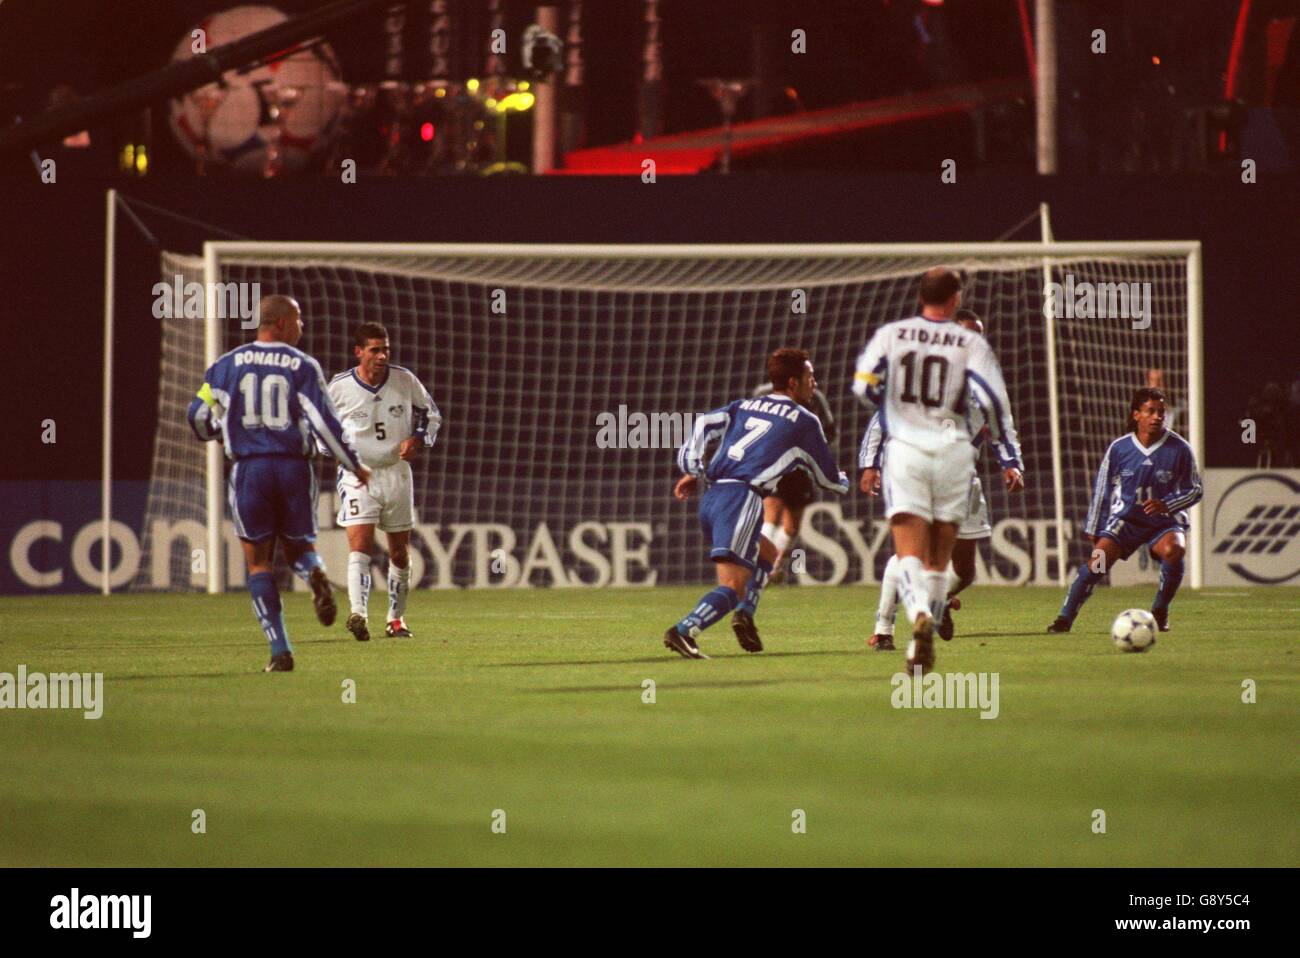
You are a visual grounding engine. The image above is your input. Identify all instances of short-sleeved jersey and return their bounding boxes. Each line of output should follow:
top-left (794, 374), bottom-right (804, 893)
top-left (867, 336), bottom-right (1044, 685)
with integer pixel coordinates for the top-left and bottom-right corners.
top-left (677, 393), bottom-right (849, 495)
top-left (858, 393), bottom-right (1023, 470)
top-left (187, 340), bottom-right (363, 471)
top-left (1085, 430), bottom-right (1202, 536)
top-left (852, 316), bottom-right (1018, 456)
top-left (327, 364), bottom-right (442, 470)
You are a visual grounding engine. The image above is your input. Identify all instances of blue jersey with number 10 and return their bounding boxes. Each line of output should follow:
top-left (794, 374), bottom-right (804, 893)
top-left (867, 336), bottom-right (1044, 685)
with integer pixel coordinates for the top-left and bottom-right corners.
top-left (677, 393), bottom-right (849, 495)
top-left (187, 341), bottom-right (363, 471)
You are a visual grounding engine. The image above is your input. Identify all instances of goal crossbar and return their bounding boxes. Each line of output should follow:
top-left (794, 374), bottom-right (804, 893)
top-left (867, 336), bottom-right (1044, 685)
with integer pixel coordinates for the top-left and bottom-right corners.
top-left (190, 239), bottom-right (1203, 593)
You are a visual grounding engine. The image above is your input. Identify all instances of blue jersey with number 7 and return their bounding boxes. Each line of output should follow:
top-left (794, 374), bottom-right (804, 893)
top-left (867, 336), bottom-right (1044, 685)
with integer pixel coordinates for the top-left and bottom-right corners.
top-left (676, 393), bottom-right (848, 495)
top-left (186, 341), bottom-right (363, 471)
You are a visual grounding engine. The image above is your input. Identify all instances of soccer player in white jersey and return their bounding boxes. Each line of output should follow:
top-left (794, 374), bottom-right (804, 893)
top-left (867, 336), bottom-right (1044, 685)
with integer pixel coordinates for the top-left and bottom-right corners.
top-left (328, 322), bottom-right (442, 641)
top-left (852, 269), bottom-right (1023, 673)
top-left (860, 310), bottom-right (1024, 650)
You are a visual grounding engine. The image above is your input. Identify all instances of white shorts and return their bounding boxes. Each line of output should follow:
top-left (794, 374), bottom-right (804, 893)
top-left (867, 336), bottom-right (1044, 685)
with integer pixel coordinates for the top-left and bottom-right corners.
top-left (957, 474), bottom-right (992, 540)
top-left (881, 438), bottom-right (976, 525)
top-left (336, 461), bottom-right (416, 533)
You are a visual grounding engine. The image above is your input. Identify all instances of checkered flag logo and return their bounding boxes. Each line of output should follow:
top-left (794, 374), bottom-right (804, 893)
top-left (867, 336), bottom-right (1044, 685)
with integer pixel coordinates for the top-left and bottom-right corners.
top-left (1213, 505), bottom-right (1300, 555)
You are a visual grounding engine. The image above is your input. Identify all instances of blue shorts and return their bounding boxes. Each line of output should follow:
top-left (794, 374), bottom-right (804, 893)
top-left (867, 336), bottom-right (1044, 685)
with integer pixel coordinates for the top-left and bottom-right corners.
top-left (229, 456), bottom-right (318, 543)
top-left (1096, 515), bottom-right (1185, 561)
top-left (699, 482), bottom-right (764, 570)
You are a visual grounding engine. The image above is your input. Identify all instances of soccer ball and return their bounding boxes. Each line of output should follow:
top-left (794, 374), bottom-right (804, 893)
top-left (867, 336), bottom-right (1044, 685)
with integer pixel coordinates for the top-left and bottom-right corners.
top-left (1112, 609), bottom-right (1157, 653)
top-left (168, 5), bottom-right (343, 174)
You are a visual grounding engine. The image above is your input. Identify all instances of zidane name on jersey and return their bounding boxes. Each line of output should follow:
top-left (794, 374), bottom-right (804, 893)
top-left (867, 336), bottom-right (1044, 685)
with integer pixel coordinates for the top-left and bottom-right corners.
top-left (852, 314), bottom-right (1018, 525)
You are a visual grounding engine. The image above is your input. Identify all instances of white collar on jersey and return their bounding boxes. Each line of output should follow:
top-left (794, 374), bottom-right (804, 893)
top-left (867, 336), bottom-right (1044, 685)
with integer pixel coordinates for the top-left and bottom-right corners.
top-left (767, 392), bottom-right (794, 402)
top-left (1129, 431), bottom-right (1170, 457)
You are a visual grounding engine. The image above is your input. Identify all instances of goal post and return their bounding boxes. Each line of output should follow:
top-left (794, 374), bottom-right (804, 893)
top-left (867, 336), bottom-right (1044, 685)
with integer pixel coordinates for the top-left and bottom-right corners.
top-left (203, 243), bottom-right (224, 594)
top-left (132, 239), bottom-right (1203, 594)
top-left (1038, 205), bottom-right (1067, 588)
top-left (1186, 242), bottom-right (1205, 591)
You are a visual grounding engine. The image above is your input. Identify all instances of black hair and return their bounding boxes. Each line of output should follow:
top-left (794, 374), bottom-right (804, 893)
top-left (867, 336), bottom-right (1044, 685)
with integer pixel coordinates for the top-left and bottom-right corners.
top-left (1130, 387), bottom-right (1167, 432)
top-left (354, 322), bottom-right (389, 348)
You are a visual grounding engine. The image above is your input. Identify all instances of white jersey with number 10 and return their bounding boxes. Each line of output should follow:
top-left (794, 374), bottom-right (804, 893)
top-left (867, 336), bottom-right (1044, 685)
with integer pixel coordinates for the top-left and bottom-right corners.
top-left (851, 315), bottom-right (1017, 454)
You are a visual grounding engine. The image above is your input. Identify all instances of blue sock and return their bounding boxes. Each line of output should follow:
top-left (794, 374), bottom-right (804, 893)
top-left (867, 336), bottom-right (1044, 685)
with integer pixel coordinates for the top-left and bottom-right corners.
top-left (1059, 562), bottom-right (1105, 623)
top-left (675, 586), bottom-right (739, 637)
top-left (249, 572), bottom-right (291, 656)
top-left (291, 551), bottom-right (325, 585)
top-left (1153, 558), bottom-right (1184, 613)
top-left (737, 558), bottom-right (773, 615)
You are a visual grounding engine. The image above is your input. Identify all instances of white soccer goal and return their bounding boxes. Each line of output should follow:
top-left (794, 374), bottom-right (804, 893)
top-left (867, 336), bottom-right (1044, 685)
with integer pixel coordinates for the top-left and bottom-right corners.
top-left (127, 240), bottom-right (1203, 594)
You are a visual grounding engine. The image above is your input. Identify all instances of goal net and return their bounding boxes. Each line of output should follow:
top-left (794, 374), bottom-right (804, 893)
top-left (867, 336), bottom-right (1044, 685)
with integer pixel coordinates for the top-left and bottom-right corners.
top-left (131, 242), bottom-right (1201, 593)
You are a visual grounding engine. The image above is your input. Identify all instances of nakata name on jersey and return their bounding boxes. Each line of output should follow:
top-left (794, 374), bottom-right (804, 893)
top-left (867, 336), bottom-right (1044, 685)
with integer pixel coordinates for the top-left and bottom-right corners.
top-left (677, 393), bottom-right (848, 495)
top-left (735, 396), bottom-right (802, 422)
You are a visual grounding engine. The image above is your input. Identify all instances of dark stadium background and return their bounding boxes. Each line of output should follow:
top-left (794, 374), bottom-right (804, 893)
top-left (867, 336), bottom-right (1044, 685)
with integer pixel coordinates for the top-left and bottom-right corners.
top-left (1, 0), bottom-right (1298, 486)
top-left (3, 173), bottom-right (1299, 487)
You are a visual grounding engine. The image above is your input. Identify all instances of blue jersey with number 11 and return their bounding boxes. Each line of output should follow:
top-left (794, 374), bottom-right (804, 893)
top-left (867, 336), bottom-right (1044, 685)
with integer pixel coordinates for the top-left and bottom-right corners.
top-left (186, 341), bottom-right (363, 471)
top-left (1084, 430), bottom-right (1201, 536)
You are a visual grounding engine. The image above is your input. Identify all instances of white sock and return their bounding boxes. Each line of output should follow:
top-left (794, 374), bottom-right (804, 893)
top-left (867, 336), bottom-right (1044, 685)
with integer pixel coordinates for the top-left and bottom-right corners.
top-left (772, 528), bottom-right (792, 554)
top-left (387, 562), bottom-right (411, 622)
top-left (926, 570), bottom-right (949, 624)
top-left (875, 554), bottom-right (901, 634)
top-left (897, 555), bottom-right (930, 624)
top-left (761, 521), bottom-right (780, 542)
top-left (348, 551), bottom-right (371, 617)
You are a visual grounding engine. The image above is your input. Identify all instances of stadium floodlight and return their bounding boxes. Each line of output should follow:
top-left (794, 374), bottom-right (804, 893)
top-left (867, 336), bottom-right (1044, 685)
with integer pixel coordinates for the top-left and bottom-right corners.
top-left (123, 239), bottom-right (1202, 594)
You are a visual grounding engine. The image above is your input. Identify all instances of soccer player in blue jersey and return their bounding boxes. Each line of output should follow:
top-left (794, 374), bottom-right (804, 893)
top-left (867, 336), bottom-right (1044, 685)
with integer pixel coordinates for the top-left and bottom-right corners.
top-left (667, 348), bottom-right (849, 659)
top-left (1047, 387), bottom-right (1202, 634)
top-left (187, 295), bottom-right (370, 672)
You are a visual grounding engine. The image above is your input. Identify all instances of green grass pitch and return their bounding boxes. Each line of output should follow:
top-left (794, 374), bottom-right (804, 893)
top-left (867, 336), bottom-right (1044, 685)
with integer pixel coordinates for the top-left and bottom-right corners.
top-left (1, 584), bottom-right (1296, 867)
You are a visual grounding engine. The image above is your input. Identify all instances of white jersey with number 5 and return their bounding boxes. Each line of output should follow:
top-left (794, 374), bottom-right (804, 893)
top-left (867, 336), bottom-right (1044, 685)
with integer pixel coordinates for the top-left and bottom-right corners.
top-left (851, 315), bottom-right (1017, 454)
top-left (326, 364), bottom-right (442, 469)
